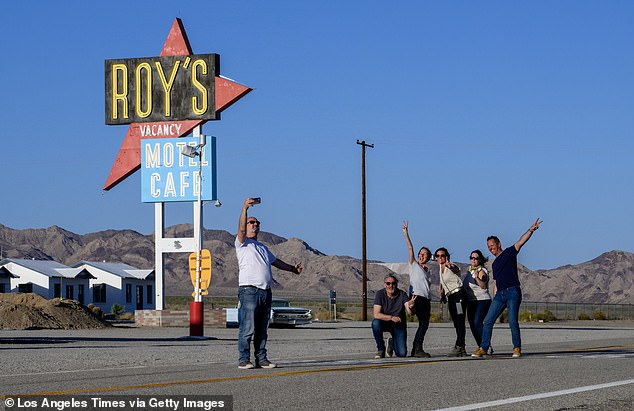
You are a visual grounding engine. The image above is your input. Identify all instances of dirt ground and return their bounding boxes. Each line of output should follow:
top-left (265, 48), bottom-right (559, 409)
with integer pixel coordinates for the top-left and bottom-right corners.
top-left (0, 293), bottom-right (108, 330)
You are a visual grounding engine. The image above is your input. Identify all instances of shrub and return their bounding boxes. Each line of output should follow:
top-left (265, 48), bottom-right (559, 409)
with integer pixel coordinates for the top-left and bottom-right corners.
top-left (535, 309), bottom-right (557, 322)
top-left (592, 310), bottom-right (607, 320)
top-left (111, 304), bottom-right (124, 315)
top-left (519, 310), bottom-right (533, 322)
top-left (519, 309), bottom-right (556, 322)
top-left (429, 312), bottom-right (442, 323)
top-left (499, 309), bottom-right (508, 323)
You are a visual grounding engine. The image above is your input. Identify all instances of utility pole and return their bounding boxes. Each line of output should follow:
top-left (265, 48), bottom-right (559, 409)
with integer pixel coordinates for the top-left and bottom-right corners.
top-left (357, 139), bottom-right (374, 321)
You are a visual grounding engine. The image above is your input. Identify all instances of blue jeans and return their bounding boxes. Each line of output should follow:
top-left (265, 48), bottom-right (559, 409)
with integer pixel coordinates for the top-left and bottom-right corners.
top-left (480, 286), bottom-right (522, 350)
top-left (238, 286), bottom-right (272, 363)
top-left (467, 299), bottom-right (492, 347)
top-left (371, 319), bottom-right (407, 357)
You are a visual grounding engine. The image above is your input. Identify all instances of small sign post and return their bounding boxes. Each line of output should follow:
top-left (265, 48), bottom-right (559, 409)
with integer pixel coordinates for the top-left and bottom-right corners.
top-left (329, 290), bottom-right (337, 321)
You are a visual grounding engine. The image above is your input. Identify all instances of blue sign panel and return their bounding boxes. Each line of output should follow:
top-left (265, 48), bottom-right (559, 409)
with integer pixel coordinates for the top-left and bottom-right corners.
top-left (141, 136), bottom-right (217, 203)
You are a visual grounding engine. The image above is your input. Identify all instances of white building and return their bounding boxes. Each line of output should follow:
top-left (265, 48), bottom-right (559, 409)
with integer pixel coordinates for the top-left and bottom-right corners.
top-left (0, 258), bottom-right (94, 304)
top-left (73, 261), bottom-right (155, 312)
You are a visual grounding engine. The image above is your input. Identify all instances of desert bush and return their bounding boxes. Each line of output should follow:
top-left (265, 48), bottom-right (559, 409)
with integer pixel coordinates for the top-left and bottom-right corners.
top-left (535, 309), bottom-right (557, 322)
top-left (499, 309), bottom-right (508, 323)
top-left (111, 304), bottom-right (124, 315)
top-left (577, 312), bottom-right (591, 320)
top-left (311, 303), bottom-right (334, 321)
top-left (429, 312), bottom-right (443, 323)
top-left (518, 309), bottom-right (556, 322)
top-left (592, 310), bottom-right (607, 320)
top-left (519, 310), bottom-right (534, 322)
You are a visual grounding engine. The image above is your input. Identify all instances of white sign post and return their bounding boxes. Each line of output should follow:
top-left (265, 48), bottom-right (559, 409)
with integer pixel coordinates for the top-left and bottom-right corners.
top-left (141, 127), bottom-right (216, 334)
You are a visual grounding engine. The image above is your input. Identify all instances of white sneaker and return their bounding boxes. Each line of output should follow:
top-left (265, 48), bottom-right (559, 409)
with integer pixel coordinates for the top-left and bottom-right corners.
top-left (238, 361), bottom-right (254, 369)
top-left (257, 359), bottom-right (277, 368)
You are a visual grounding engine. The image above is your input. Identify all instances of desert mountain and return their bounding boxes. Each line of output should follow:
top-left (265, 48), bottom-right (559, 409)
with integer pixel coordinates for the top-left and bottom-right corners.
top-left (0, 224), bottom-right (632, 303)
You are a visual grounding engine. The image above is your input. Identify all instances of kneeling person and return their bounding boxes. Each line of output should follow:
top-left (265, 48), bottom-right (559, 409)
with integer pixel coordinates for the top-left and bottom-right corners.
top-left (372, 275), bottom-right (414, 358)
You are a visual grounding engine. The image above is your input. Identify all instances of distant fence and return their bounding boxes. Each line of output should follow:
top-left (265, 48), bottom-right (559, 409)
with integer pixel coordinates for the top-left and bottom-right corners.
top-left (520, 301), bottom-right (634, 321)
top-left (192, 294), bottom-right (634, 321)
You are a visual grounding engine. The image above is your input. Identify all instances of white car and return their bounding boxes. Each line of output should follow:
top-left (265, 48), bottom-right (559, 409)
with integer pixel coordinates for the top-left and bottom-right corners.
top-left (225, 298), bottom-right (312, 328)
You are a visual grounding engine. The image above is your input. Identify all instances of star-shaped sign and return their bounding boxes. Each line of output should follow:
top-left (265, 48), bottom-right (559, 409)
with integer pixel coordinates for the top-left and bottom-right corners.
top-left (103, 18), bottom-right (252, 191)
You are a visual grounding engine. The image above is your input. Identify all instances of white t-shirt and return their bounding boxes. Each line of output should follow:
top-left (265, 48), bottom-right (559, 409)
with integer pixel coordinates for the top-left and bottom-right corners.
top-left (463, 267), bottom-right (492, 301)
top-left (408, 262), bottom-right (431, 299)
top-left (235, 236), bottom-right (277, 289)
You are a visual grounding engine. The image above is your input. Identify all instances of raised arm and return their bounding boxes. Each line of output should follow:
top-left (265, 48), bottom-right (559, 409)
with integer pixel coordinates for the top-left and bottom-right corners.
top-left (402, 220), bottom-right (415, 265)
top-left (514, 218), bottom-right (543, 252)
top-left (237, 197), bottom-right (257, 243)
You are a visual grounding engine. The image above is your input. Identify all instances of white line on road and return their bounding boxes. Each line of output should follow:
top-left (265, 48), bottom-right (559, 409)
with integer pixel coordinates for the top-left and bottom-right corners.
top-left (433, 378), bottom-right (634, 411)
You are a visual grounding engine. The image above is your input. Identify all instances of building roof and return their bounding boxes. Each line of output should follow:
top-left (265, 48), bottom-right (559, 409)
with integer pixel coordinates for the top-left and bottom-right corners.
top-left (0, 266), bottom-right (19, 278)
top-left (0, 258), bottom-right (82, 278)
top-left (73, 261), bottom-right (154, 280)
top-left (55, 268), bottom-right (96, 279)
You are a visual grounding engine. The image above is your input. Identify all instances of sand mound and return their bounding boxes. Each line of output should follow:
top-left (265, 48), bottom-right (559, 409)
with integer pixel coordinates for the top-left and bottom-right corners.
top-left (0, 293), bottom-right (109, 330)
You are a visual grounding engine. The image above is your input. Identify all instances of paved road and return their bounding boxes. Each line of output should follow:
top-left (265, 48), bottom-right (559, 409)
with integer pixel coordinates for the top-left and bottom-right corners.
top-left (1, 321), bottom-right (633, 410)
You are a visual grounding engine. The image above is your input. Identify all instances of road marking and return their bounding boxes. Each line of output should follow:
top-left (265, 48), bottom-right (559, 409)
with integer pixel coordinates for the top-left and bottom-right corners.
top-left (432, 378), bottom-right (634, 411)
top-left (3, 360), bottom-right (444, 397)
top-left (4, 343), bottom-right (633, 398)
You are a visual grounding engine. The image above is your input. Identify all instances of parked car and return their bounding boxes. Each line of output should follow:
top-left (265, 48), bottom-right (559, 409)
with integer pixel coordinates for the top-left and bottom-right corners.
top-left (225, 298), bottom-right (312, 328)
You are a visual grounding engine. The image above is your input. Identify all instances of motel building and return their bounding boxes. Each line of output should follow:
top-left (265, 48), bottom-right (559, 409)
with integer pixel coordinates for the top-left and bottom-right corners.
top-left (0, 259), bottom-right (154, 312)
top-left (0, 258), bottom-right (94, 303)
top-left (72, 261), bottom-right (155, 312)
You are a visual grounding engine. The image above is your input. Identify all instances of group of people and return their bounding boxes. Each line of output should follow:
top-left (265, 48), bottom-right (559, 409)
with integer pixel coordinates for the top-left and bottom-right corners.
top-left (372, 218), bottom-right (542, 359)
top-left (232, 195), bottom-right (542, 369)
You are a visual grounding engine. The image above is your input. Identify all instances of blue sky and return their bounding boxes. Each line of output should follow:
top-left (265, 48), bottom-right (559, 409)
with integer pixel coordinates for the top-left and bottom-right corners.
top-left (1, 1), bottom-right (632, 270)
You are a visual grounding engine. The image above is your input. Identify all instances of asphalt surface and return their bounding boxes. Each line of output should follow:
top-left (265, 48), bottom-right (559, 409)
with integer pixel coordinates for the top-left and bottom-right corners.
top-left (1, 320), bottom-right (633, 410)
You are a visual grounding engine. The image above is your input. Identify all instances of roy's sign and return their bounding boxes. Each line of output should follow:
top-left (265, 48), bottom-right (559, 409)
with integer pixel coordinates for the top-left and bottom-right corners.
top-left (105, 54), bottom-right (218, 125)
top-left (140, 136), bottom-right (217, 203)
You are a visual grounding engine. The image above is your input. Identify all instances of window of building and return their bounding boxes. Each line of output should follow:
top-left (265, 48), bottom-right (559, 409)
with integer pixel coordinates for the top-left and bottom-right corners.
top-left (93, 284), bottom-right (106, 303)
top-left (0, 283), bottom-right (5, 293)
top-left (54, 283), bottom-right (61, 298)
top-left (126, 284), bottom-right (132, 303)
top-left (146, 285), bottom-right (153, 304)
top-left (18, 283), bottom-right (33, 293)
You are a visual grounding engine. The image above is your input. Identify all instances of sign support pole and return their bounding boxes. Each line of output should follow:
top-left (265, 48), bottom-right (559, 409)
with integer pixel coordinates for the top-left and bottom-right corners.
top-left (190, 126), bottom-right (205, 336)
top-left (155, 202), bottom-right (165, 311)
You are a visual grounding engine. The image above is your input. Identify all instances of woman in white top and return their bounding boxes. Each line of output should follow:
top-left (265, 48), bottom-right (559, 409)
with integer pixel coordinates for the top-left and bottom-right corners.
top-left (437, 247), bottom-right (467, 357)
top-left (402, 221), bottom-right (432, 358)
top-left (462, 249), bottom-right (492, 348)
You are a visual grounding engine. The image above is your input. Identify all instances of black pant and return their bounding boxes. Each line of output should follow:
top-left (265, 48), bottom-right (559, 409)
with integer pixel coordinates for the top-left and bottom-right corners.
top-left (412, 295), bottom-right (431, 345)
top-left (447, 289), bottom-right (467, 348)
